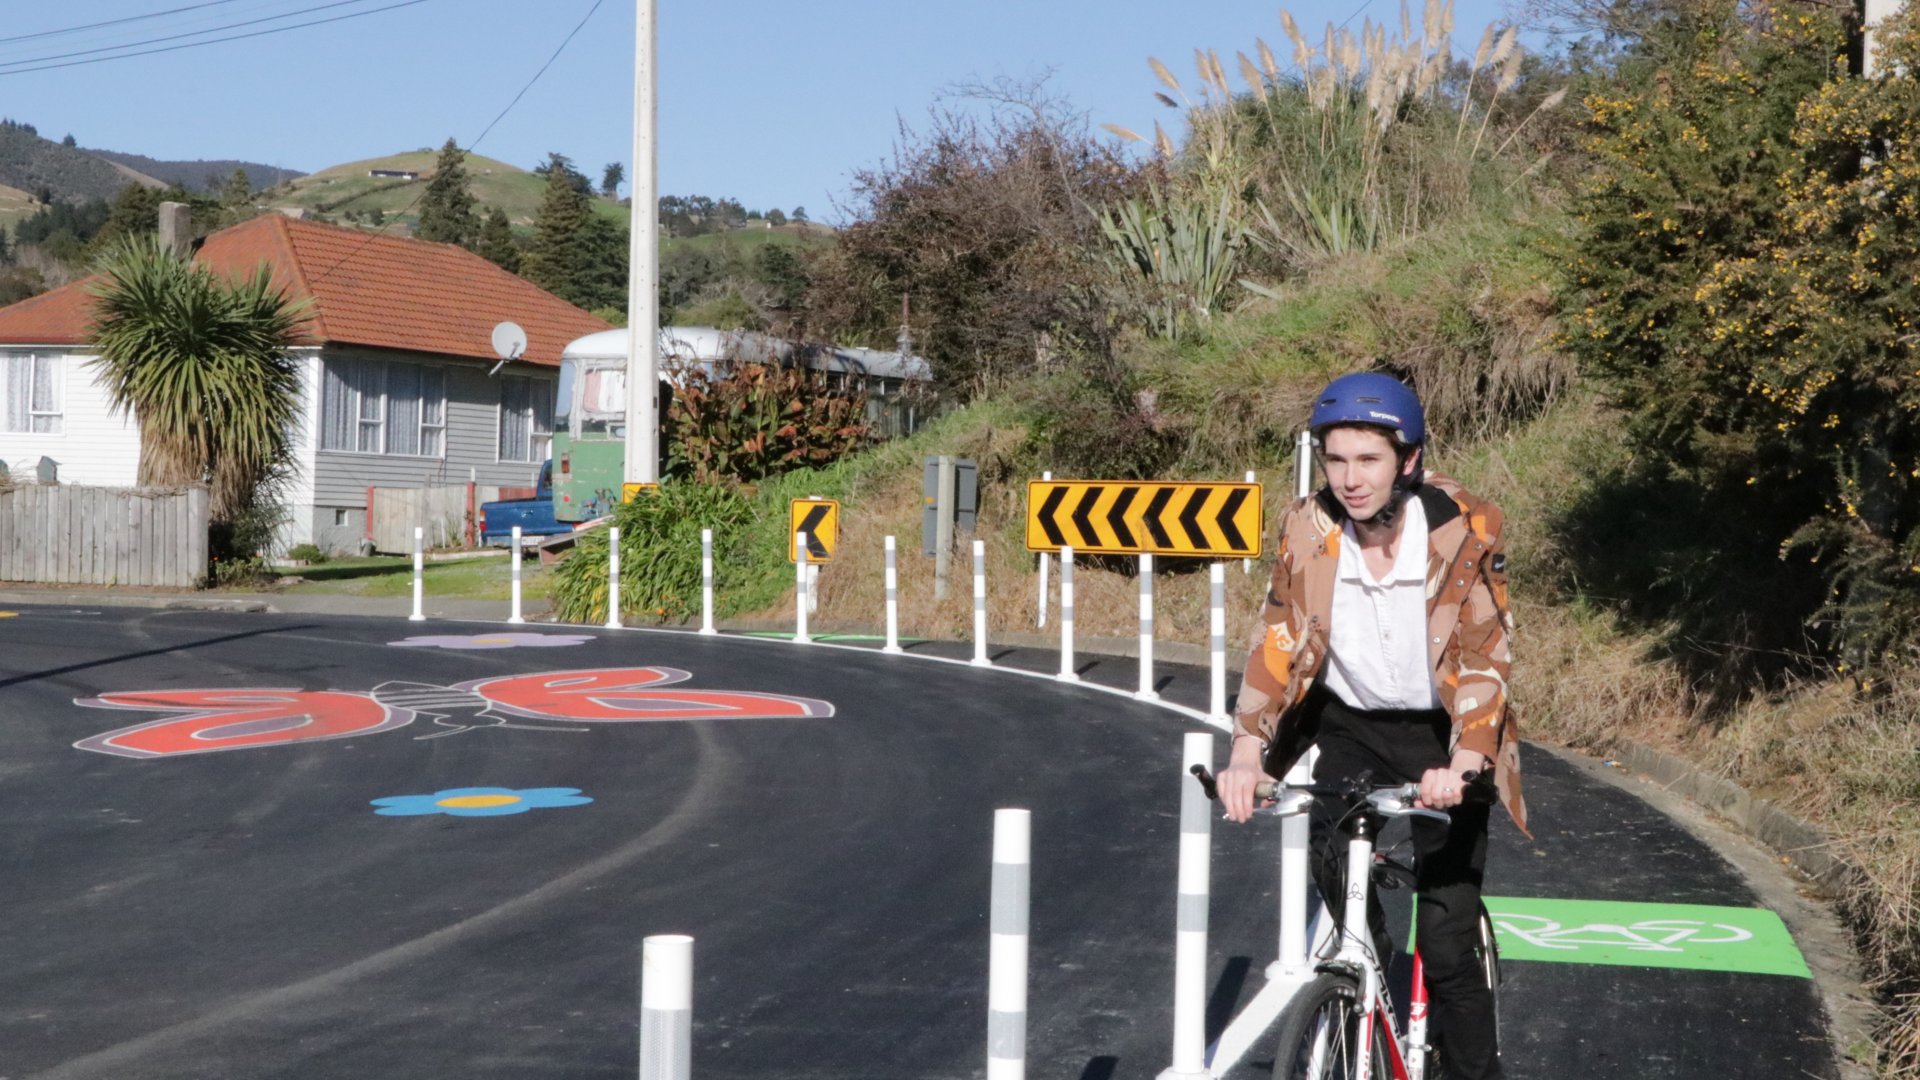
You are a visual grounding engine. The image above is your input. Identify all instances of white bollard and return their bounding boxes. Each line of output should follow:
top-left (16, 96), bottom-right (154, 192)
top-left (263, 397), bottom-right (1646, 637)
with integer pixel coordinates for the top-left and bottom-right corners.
top-left (605, 526), bottom-right (623, 629)
top-left (1161, 733), bottom-right (1215, 1079)
top-left (640, 934), bottom-right (694, 1080)
top-left (508, 526), bottom-right (525, 624)
top-left (1056, 546), bottom-right (1078, 682)
top-left (409, 526), bottom-right (425, 621)
top-left (1243, 469), bottom-right (1257, 575)
top-left (883, 535), bottom-right (903, 654)
top-left (1036, 470), bottom-right (1052, 627)
top-left (795, 532), bottom-right (811, 644)
top-left (971, 539), bottom-right (991, 667)
top-left (989, 808), bottom-right (1031, 1080)
top-left (699, 528), bottom-right (716, 635)
top-left (1135, 552), bottom-right (1157, 700)
top-left (1209, 563), bottom-right (1227, 721)
top-left (1278, 804), bottom-right (1312, 976)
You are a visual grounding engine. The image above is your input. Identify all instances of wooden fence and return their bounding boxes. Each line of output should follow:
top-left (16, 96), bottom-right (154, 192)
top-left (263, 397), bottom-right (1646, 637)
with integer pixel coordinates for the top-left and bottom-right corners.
top-left (366, 483), bottom-right (515, 554)
top-left (0, 484), bottom-right (209, 588)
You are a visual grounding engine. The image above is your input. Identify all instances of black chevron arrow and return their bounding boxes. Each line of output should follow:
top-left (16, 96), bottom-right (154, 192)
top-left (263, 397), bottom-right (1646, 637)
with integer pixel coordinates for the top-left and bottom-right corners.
top-left (794, 504), bottom-right (832, 559)
top-left (1216, 487), bottom-right (1251, 552)
top-left (1143, 486), bottom-right (1174, 548)
top-left (1177, 488), bottom-right (1209, 549)
top-left (1036, 486), bottom-right (1068, 547)
top-left (1106, 486), bottom-right (1138, 549)
top-left (1069, 486), bottom-right (1100, 547)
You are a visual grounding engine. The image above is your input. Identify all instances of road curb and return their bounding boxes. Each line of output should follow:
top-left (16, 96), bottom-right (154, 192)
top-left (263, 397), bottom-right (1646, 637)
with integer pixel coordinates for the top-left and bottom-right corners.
top-left (1545, 741), bottom-right (1880, 1079)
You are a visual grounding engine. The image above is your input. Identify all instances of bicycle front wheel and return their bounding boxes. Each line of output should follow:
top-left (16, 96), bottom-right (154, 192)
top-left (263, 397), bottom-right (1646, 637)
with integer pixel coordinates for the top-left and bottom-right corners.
top-left (1271, 972), bottom-right (1390, 1080)
top-left (1475, 902), bottom-right (1503, 1059)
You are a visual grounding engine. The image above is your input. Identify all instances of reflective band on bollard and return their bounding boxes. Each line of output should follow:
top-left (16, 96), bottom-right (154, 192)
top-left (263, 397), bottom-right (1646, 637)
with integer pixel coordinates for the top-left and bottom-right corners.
top-left (989, 808), bottom-right (1031, 1080)
top-left (1160, 732), bottom-right (1215, 1079)
top-left (508, 526), bottom-right (525, 624)
top-left (605, 526), bottom-right (623, 629)
top-left (1056, 546), bottom-right (1078, 682)
top-left (699, 529), bottom-right (716, 635)
top-left (639, 934), bottom-right (693, 1080)
top-left (1135, 552), bottom-right (1157, 700)
top-left (971, 539), bottom-right (990, 667)
top-left (409, 526), bottom-right (425, 622)
top-left (795, 532), bottom-right (810, 644)
top-left (883, 535), bottom-right (903, 654)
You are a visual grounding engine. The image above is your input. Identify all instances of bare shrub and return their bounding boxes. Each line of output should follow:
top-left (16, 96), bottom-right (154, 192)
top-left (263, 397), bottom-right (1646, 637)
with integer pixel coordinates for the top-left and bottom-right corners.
top-left (804, 89), bottom-right (1135, 402)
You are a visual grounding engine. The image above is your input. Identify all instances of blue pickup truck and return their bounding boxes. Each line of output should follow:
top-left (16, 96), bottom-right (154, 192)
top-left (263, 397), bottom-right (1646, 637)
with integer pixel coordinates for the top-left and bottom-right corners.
top-left (478, 461), bottom-right (574, 545)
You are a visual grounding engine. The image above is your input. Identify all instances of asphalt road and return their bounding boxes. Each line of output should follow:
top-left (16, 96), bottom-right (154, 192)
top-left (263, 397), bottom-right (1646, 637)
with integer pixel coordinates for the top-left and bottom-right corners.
top-left (0, 604), bottom-right (1839, 1079)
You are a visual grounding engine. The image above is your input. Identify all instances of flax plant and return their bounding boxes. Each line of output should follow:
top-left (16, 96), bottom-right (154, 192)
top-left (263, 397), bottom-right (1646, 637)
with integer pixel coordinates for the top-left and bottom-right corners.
top-left (87, 235), bottom-right (307, 523)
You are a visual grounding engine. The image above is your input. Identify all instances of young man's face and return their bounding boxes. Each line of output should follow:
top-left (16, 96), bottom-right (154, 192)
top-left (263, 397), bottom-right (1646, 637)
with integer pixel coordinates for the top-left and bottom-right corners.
top-left (1320, 426), bottom-right (1421, 523)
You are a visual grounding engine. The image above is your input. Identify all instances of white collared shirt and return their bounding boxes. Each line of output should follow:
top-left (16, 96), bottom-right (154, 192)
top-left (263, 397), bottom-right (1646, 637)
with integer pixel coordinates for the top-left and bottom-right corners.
top-left (1323, 493), bottom-right (1440, 712)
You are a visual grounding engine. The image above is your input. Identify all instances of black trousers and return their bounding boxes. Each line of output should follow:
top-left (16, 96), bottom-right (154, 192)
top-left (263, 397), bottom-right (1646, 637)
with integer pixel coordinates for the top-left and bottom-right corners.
top-left (1308, 695), bottom-right (1503, 1080)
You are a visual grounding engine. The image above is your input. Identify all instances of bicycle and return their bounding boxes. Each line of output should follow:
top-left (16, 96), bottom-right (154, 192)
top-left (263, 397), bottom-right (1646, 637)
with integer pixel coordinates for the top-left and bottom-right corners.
top-left (1191, 767), bottom-right (1502, 1080)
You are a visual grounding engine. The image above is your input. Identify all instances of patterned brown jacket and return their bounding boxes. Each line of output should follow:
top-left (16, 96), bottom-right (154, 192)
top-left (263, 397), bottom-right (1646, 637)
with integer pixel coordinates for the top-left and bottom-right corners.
top-left (1234, 472), bottom-right (1528, 835)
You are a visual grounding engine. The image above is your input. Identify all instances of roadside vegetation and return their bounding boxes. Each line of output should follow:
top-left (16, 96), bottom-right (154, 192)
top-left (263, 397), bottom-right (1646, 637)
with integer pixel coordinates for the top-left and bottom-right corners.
top-left (544, 0), bottom-right (1920, 1071)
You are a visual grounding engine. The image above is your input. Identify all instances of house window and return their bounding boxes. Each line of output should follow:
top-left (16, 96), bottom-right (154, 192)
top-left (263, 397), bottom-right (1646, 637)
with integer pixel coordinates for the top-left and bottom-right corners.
top-left (498, 375), bottom-right (554, 463)
top-left (2, 353), bottom-right (62, 434)
top-left (320, 357), bottom-right (445, 456)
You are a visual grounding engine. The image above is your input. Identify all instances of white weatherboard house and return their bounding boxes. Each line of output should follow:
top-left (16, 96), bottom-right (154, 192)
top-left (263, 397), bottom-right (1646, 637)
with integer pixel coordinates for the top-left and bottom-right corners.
top-left (0, 214), bottom-right (609, 554)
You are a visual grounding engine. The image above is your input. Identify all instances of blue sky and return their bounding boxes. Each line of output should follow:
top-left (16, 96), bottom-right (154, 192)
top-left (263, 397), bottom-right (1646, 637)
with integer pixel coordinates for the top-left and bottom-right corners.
top-left (0, 0), bottom-right (1523, 222)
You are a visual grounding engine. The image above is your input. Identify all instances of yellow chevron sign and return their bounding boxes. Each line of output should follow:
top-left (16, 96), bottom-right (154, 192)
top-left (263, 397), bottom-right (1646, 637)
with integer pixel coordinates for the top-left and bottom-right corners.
top-left (788, 498), bottom-right (840, 563)
top-left (1025, 480), bottom-right (1263, 558)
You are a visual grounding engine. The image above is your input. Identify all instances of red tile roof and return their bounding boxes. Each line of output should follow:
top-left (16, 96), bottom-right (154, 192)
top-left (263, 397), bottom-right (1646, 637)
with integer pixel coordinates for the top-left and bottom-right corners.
top-left (0, 215), bottom-right (610, 366)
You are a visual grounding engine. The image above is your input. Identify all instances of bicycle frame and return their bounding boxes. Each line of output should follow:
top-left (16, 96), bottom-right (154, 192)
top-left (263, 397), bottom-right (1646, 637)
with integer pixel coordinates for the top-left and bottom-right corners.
top-left (1321, 794), bottom-right (1439, 1080)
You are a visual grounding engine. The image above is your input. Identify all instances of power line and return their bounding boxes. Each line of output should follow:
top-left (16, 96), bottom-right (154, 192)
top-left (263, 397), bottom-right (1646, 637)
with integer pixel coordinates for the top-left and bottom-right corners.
top-left (0, 0), bottom-right (246, 46)
top-left (0, 0), bottom-right (405, 71)
top-left (307, 0), bottom-right (609, 284)
top-left (469, 0), bottom-right (607, 151)
top-left (0, 0), bottom-right (431, 76)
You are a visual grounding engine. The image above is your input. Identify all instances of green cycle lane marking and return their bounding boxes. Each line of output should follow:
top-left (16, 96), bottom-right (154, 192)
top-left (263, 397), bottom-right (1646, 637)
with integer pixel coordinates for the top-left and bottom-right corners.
top-left (1480, 897), bottom-right (1809, 978)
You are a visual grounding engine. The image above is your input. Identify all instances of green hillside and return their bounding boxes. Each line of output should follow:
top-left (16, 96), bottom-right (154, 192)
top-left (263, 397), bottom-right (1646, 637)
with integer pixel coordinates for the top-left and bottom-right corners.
top-left (270, 150), bottom-right (626, 227)
top-left (0, 181), bottom-right (37, 233)
top-left (0, 123), bottom-right (160, 204)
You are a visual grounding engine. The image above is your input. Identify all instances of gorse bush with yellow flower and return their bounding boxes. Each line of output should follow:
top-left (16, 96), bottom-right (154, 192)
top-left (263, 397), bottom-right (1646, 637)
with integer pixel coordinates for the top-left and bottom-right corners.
top-left (1556, 0), bottom-right (1920, 669)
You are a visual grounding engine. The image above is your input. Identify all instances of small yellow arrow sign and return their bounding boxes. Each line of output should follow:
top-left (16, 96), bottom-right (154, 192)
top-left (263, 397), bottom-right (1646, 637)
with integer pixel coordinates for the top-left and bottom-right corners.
top-left (788, 499), bottom-right (840, 563)
top-left (622, 483), bottom-right (659, 502)
top-left (1025, 480), bottom-right (1263, 558)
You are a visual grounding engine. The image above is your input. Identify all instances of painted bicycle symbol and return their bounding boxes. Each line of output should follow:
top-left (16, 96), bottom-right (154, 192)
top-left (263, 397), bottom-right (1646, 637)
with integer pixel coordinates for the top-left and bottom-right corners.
top-left (1490, 913), bottom-right (1755, 953)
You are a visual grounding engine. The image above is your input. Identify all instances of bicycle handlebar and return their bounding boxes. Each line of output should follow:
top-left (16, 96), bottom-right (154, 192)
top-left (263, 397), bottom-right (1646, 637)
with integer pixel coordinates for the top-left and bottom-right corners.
top-left (1188, 764), bottom-right (1496, 813)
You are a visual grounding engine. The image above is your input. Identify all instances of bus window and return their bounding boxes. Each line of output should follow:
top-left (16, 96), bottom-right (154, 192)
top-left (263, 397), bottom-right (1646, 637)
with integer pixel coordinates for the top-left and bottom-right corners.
top-left (555, 362), bottom-right (576, 435)
top-left (577, 366), bottom-right (628, 437)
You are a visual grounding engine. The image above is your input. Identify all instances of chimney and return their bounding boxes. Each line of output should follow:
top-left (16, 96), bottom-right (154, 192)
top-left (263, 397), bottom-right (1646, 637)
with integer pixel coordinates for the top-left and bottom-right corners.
top-left (157, 202), bottom-right (192, 258)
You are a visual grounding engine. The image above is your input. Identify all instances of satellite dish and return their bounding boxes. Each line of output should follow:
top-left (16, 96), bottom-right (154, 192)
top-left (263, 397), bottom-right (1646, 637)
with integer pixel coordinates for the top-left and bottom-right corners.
top-left (491, 321), bottom-right (528, 361)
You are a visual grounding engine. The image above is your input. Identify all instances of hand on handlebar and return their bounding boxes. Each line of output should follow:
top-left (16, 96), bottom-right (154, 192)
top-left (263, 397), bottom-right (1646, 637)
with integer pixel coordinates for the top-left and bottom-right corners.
top-left (1216, 735), bottom-right (1275, 824)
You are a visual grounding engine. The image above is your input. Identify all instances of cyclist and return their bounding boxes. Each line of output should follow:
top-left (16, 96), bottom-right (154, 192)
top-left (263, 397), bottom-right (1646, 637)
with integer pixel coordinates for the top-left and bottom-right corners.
top-left (1217, 372), bottom-right (1529, 1080)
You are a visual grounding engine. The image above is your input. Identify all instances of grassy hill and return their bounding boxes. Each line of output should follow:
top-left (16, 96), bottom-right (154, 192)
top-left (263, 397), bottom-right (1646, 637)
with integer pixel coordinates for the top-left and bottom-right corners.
top-left (0, 124), bottom-right (159, 204)
top-left (0, 181), bottom-right (38, 233)
top-left (270, 151), bottom-right (626, 227)
top-left (86, 149), bottom-right (302, 193)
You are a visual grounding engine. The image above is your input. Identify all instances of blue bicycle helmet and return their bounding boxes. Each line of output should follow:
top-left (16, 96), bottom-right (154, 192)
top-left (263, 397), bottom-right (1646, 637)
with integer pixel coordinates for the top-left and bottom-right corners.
top-left (1309, 372), bottom-right (1425, 448)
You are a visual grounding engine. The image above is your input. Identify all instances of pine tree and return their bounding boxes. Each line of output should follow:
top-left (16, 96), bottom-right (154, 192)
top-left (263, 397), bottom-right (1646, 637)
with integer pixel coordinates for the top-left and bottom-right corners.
top-left (520, 153), bottom-right (592, 304)
top-left (415, 138), bottom-right (478, 246)
top-left (92, 183), bottom-right (162, 249)
top-left (477, 207), bottom-right (520, 273)
top-left (221, 168), bottom-right (252, 208)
